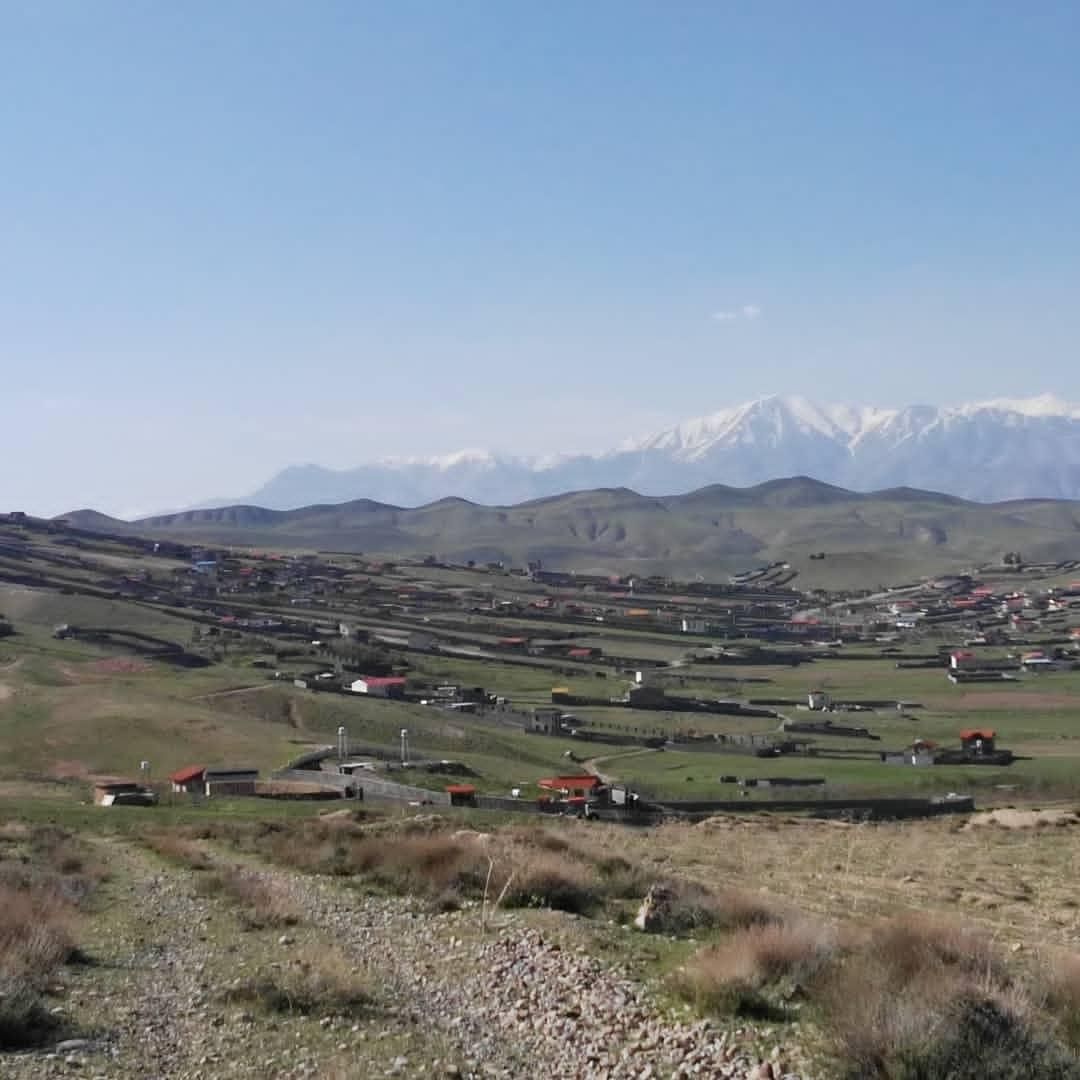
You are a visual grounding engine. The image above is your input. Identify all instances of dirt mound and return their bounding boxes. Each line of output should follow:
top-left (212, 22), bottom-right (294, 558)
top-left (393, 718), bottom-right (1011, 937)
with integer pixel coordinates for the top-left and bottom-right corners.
top-left (964, 808), bottom-right (1080, 830)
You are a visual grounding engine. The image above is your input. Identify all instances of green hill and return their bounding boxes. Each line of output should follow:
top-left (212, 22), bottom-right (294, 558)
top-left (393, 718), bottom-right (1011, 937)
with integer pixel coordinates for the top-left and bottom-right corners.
top-left (62, 477), bottom-right (1080, 581)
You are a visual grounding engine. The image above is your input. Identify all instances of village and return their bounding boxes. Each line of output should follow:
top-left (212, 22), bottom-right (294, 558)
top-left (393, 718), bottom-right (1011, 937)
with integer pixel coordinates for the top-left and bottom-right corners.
top-left (4, 510), bottom-right (1080, 822)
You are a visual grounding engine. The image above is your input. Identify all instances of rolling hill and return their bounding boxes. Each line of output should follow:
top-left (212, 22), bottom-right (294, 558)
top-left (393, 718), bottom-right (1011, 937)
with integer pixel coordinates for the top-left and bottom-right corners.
top-left (62, 476), bottom-right (1080, 582)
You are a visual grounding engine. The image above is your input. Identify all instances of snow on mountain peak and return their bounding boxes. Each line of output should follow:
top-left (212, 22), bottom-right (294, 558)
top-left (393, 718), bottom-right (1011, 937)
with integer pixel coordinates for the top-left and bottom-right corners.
top-left (624, 394), bottom-right (900, 459)
top-left (960, 394), bottom-right (1080, 420)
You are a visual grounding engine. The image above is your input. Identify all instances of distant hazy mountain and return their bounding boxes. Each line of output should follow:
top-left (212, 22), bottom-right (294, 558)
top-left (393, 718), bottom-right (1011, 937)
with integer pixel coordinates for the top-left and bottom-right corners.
top-left (219, 394), bottom-right (1080, 509)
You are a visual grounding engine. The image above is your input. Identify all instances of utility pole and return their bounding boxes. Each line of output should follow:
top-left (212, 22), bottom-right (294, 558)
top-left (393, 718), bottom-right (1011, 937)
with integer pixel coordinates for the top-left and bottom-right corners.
top-left (400, 728), bottom-right (409, 766)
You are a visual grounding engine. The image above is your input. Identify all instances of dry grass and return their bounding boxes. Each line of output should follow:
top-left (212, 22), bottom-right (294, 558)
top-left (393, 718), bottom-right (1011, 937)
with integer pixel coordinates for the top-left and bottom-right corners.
top-left (221, 948), bottom-right (373, 1017)
top-left (670, 918), bottom-right (834, 1019)
top-left (0, 882), bottom-right (76, 979)
top-left (197, 866), bottom-right (301, 930)
top-left (667, 897), bottom-right (1080, 1078)
top-left (0, 826), bottom-right (98, 1048)
top-left (849, 912), bottom-right (1006, 985)
top-left (142, 831), bottom-right (212, 870)
top-left (499, 849), bottom-right (601, 915)
top-left (814, 914), bottom-right (1067, 1079)
top-left (198, 818), bottom-right (636, 914)
top-left (1046, 952), bottom-right (1080, 1050)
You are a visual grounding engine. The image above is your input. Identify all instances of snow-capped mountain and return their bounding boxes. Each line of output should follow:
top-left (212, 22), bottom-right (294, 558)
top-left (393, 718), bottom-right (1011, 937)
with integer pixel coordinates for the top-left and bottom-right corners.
top-left (226, 394), bottom-right (1080, 510)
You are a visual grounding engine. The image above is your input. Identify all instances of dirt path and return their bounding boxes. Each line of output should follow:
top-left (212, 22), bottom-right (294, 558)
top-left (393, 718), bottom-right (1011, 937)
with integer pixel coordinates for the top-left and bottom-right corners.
top-left (192, 682), bottom-right (279, 701)
top-left (583, 746), bottom-right (660, 785)
top-left (3, 838), bottom-right (448, 1080)
top-left (3, 838), bottom-right (805, 1079)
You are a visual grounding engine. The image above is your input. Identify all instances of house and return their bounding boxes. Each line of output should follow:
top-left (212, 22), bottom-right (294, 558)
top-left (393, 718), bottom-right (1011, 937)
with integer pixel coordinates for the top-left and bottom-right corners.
top-left (567, 646), bottom-right (600, 660)
top-left (496, 636), bottom-right (529, 652)
top-left (203, 766), bottom-right (259, 797)
top-left (1022, 650), bottom-right (1060, 671)
top-left (530, 707), bottom-right (563, 735)
top-left (169, 764), bottom-right (206, 794)
top-left (680, 617), bottom-right (708, 634)
top-left (537, 775), bottom-right (601, 797)
top-left (949, 650), bottom-right (978, 671)
top-left (628, 684), bottom-right (667, 708)
top-left (350, 676), bottom-right (407, 699)
top-left (93, 779), bottom-right (158, 807)
top-left (959, 729), bottom-right (996, 755)
top-left (807, 689), bottom-right (831, 711)
top-left (445, 784), bottom-right (477, 807)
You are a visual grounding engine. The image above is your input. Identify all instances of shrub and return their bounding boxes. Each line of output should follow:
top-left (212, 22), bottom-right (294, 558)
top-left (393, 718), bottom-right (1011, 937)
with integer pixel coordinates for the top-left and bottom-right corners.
top-left (889, 995), bottom-right (1080, 1080)
top-left (637, 878), bottom-right (785, 936)
top-left (864, 913), bottom-right (1005, 985)
top-left (0, 976), bottom-right (63, 1049)
top-left (815, 914), bottom-right (1055, 1079)
top-left (0, 882), bottom-right (76, 977)
top-left (142, 831), bottom-right (212, 870)
top-left (670, 920), bottom-right (834, 1017)
top-left (0, 862), bottom-right (82, 1051)
top-left (500, 850), bottom-right (601, 915)
top-left (222, 950), bottom-right (373, 1017)
top-left (1046, 953), bottom-right (1080, 1050)
top-left (197, 867), bottom-right (300, 930)
top-left (350, 834), bottom-right (490, 899)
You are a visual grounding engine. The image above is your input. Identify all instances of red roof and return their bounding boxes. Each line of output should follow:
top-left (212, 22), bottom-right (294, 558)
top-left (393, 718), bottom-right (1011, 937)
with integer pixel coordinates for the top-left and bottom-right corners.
top-left (959, 728), bottom-right (996, 741)
top-left (445, 784), bottom-right (477, 795)
top-left (169, 764), bottom-right (206, 784)
top-left (567, 648), bottom-right (593, 658)
top-left (538, 775), bottom-right (601, 791)
top-left (360, 676), bottom-right (406, 688)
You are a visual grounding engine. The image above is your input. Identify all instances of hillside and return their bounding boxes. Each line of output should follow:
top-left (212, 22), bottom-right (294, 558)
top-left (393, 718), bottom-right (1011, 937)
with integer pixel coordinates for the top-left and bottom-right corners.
top-left (63, 477), bottom-right (1080, 580)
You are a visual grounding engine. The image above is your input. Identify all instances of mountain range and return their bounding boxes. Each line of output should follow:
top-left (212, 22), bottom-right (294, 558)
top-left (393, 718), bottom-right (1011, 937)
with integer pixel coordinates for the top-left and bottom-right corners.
top-left (65, 476), bottom-right (1080, 585)
top-left (220, 394), bottom-right (1080, 510)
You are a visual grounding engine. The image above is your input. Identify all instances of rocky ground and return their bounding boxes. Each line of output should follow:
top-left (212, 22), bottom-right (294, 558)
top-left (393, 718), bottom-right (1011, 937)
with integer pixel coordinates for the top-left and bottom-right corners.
top-left (3, 838), bottom-right (810, 1079)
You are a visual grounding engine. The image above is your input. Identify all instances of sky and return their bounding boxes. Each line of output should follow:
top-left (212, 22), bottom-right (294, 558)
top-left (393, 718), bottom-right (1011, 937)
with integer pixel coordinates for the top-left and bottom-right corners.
top-left (3, 1), bottom-right (1079, 516)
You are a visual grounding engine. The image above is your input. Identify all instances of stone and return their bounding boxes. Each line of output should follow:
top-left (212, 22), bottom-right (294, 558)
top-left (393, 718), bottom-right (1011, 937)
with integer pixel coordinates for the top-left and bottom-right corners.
top-left (633, 885), bottom-right (674, 933)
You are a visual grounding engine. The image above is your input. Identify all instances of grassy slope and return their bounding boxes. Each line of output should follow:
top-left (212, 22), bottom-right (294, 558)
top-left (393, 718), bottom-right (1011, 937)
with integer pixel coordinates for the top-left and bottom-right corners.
top-left (65, 479), bottom-right (1080, 581)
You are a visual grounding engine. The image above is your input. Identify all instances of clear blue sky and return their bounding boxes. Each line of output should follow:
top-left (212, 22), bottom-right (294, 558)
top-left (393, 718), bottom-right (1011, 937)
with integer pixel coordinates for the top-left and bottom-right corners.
top-left (3, 1), bottom-right (1079, 516)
